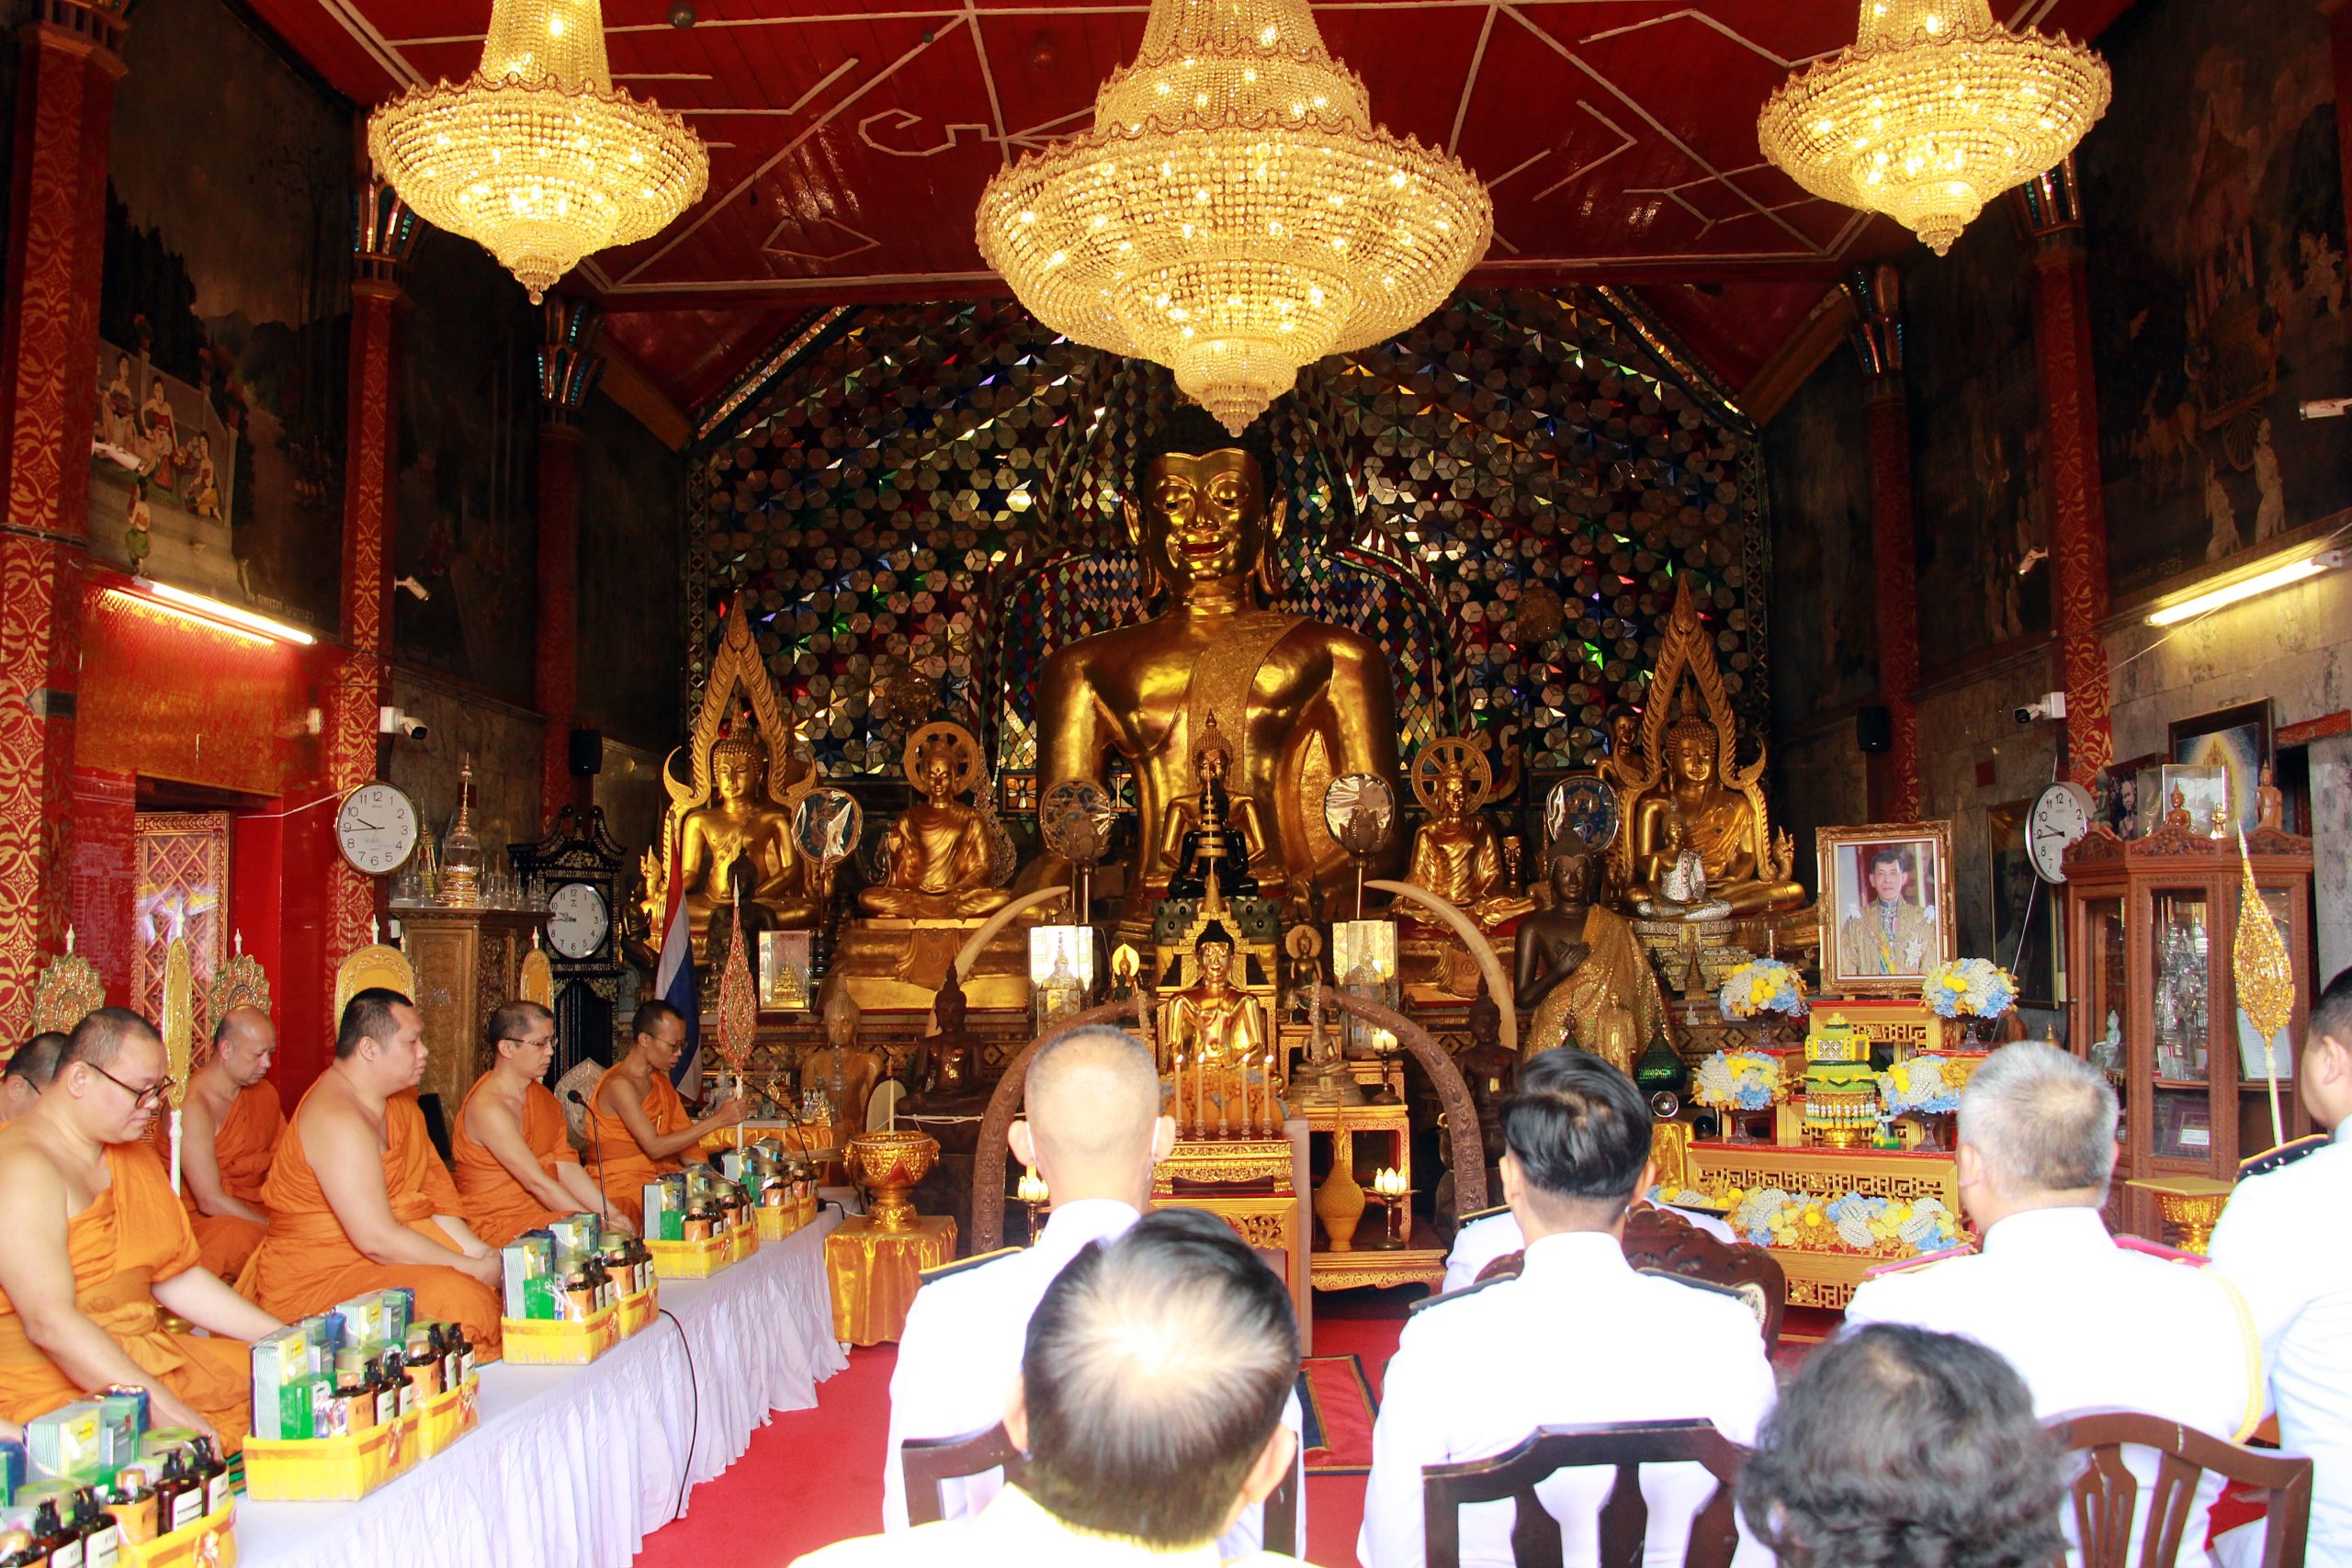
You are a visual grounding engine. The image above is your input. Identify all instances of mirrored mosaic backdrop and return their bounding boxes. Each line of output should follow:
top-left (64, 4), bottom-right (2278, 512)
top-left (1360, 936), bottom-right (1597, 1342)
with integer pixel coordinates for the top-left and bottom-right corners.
top-left (688, 290), bottom-right (1770, 782)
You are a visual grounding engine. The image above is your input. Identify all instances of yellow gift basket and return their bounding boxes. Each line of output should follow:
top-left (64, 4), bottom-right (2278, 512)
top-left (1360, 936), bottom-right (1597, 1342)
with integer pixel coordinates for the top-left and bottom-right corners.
top-left (501, 1303), bottom-right (621, 1366)
top-left (244, 1407), bottom-right (420, 1501)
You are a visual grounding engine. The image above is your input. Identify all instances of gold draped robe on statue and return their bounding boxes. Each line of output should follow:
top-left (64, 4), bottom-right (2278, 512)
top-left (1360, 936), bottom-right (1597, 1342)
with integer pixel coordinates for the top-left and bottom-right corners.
top-left (1526, 904), bottom-right (1667, 1074)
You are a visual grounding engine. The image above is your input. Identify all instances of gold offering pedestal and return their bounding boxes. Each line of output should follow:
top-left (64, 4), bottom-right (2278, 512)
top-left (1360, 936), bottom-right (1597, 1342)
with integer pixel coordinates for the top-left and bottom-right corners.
top-left (1299, 1100), bottom-right (1442, 1292)
top-left (2124, 1175), bottom-right (2235, 1255)
top-left (828, 1130), bottom-right (953, 1345)
top-left (848, 1128), bottom-right (940, 1231)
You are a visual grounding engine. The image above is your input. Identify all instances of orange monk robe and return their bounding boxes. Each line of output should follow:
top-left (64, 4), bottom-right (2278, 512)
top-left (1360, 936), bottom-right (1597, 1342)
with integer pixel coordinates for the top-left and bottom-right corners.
top-left (584, 1066), bottom-right (691, 1230)
top-left (0, 1146), bottom-right (253, 1451)
top-left (250, 1088), bottom-right (503, 1359)
top-left (183, 1080), bottom-right (284, 1280)
top-left (454, 1078), bottom-right (584, 1248)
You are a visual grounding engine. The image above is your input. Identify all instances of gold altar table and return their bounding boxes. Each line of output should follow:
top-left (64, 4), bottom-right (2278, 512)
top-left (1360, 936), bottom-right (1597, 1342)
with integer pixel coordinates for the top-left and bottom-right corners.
top-left (1150, 1124), bottom-right (1313, 1354)
top-left (1298, 1101), bottom-right (1444, 1294)
top-left (1684, 1141), bottom-right (1961, 1312)
top-left (827, 1213), bottom-right (958, 1345)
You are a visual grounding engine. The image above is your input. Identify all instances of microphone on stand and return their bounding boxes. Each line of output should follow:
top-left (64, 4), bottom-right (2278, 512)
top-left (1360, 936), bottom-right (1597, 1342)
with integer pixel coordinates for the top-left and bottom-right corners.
top-left (569, 1089), bottom-right (612, 1224)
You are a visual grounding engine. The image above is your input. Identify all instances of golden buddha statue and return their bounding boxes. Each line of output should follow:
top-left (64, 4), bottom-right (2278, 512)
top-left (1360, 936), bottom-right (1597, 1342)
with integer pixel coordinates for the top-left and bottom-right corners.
top-left (859, 722), bottom-right (1012, 918)
top-left (1602, 581), bottom-right (1804, 919)
top-left (1159, 714), bottom-right (1275, 902)
top-left (1159, 923), bottom-right (1269, 1069)
top-left (1033, 408), bottom-right (1401, 920)
top-left (1404, 738), bottom-right (1534, 931)
top-left (642, 596), bottom-right (823, 960)
top-left (1515, 850), bottom-right (1667, 1074)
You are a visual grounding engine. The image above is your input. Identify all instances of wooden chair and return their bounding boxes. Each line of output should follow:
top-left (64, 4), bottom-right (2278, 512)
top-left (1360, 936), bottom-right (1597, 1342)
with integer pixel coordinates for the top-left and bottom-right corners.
top-left (1468, 1209), bottom-right (1786, 1355)
top-left (1420, 1419), bottom-right (1748, 1568)
top-left (2046, 1409), bottom-right (2314, 1568)
top-left (900, 1420), bottom-right (1303, 1555)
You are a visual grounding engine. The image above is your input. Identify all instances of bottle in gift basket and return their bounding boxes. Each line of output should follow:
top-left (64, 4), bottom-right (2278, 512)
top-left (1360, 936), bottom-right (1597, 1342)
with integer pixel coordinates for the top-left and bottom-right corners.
top-left (70, 1488), bottom-right (118, 1568)
top-left (0, 1528), bottom-right (36, 1568)
top-left (188, 1437), bottom-right (229, 1518)
top-left (25, 1502), bottom-right (72, 1568)
top-left (451, 1322), bottom-right (478, 1385)
top-left (682, 1204), bottom-right (715, 1243)
top-left (428, 1324), bottom-right (458, 1392)
top-left (153, 1451), bottom-right (202, 1536)
top-left (381, 1350), bottom-right (414, 1419)
top-left (404, 1328), bottom-right (442, 1401)
top-left (329, 1349), bottom-right (371, 1434)
top-left (368, 1354), bottom-right (400, 1427)
top-left (105, 1470), bottom-right (156, 1549)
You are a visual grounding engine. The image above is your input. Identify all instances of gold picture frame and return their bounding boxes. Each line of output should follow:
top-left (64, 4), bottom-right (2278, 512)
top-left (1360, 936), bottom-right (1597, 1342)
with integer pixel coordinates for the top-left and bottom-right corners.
top-left (1815, 820), bottom-right (1956, 998)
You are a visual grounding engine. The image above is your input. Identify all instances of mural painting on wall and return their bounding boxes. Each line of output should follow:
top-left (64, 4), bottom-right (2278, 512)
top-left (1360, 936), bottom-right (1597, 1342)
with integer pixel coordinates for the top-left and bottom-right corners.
top-left (1763, 346), bottom-right (1876, 729)
top-left (2084, 0), bottom-right (2350, 600)
top-left (97, 0), bottom-right (356, 633)
top-left (688, 292), bottom-right (1770, 796)
top-left (1904, 214), bottom-right (2050, 671)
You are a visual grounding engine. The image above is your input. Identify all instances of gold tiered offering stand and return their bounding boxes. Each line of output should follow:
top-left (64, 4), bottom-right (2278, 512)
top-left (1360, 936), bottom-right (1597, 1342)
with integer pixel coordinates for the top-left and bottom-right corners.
top-left (1150, 1134), bottom-right (1310, 1348)
top-left (1683, 1142), bottom-right (1960, 1311)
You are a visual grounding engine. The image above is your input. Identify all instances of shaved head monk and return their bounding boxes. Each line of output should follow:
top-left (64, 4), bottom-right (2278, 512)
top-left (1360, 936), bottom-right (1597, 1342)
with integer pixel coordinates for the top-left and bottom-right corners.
top-left (0, 1032), bottom-right (65, 1125)
top-left (456, 1000), bottom-right (631, 1246)
top-left (586, 1000), bottom-right (746, 1228)
top-left (176, 1006), bottom-right (284, 1279)
top-left (249, 988), bottom-right (505, 1358)
top-left (0, 1009), bottom-right (282, 1448)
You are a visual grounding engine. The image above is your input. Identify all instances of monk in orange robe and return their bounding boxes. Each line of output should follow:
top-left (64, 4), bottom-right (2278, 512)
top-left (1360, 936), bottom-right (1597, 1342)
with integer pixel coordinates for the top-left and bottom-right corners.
top-left (248, 988), bottom-right (505, 1358)
top-left (456, 1000), bottom-right (631, 1247)
top-left (586, 1000), bottom-right (746, 1228)
top-left (176, 1006), bottom-right (283, 1279)
top-left (0, 1010), bottom-right (283, 1451)
top-left (0, 1032), bottom-right (64, 1125)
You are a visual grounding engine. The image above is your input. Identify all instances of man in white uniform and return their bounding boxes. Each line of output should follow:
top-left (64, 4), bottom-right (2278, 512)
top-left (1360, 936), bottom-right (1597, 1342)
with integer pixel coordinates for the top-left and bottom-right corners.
top-left (804, 1209), bottom-right (1308, 1568)
top-left (1845, 1040), bottom-right (2259, 1568)
top-left (881, 1024), bottom-right (1302, 1551)
top-left (1361, 1049), bottom-right (1777, 1568)
top-left (2211, 966), bottom-right (2352, 1568)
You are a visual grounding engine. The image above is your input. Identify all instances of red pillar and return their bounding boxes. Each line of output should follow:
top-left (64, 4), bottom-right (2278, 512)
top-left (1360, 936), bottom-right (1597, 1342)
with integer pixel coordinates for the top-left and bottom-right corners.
top-left (0, 0), bottom-right (126, 1034)
top-left (1849, 264), bottom-right (1923, 820)
top-left (536, 297), bottom-right (602, 827)
top-left (320, 182), bottom-right (419, 1021)
top-left (2326, 2), bottom-right (2352, 246)
top-left (2015, 158), bottom-right (2115, 785)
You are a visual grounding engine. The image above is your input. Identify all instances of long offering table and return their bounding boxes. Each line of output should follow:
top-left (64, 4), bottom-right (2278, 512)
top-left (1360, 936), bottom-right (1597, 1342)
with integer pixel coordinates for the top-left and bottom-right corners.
top-left (238, 1209), bottom-right (847, 1568)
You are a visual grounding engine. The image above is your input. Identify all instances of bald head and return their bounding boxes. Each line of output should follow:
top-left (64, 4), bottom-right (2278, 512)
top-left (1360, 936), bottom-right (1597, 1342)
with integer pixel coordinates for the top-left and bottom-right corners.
top-left (1024, 1026), bottom-right (1164, 1174)
top-left (0, 1033), bottom-right (65, 1125)
top-left (56, 1010), bottom-right (170, 1145)
top-left (210, 1006), bottom-right (277, 1089)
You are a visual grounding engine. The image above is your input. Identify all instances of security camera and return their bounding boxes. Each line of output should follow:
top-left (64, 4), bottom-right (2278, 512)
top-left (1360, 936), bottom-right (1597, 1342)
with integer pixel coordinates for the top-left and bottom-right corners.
top-left (2013, 691), bottom-right (2069, 726)
top-left (668, 0), bottom-right (695, 26)
top-left (379, 705), bottom-right (429, 741)
top-left (2300, 397), bottom-right (2352, 420)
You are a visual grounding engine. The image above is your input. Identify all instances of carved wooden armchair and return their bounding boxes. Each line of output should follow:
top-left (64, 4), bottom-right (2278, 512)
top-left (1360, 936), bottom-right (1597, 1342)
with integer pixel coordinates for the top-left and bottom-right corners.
top-left (1472, 1205), bottom-right (1785, 1354)
top-left (2045, 1409), bottom-right (2312, 1568)
top-left (1420, 1419), bottom-right (1748, 1568)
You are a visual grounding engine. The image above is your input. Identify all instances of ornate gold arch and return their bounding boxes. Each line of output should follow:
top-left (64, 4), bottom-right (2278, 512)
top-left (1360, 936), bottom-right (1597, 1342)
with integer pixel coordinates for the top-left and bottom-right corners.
top-left (667, 593), bottom-right (819, 820)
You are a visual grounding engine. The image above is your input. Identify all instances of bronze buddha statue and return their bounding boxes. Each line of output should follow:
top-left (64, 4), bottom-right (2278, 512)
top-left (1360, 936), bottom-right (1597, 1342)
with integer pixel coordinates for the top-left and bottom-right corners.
top-left (859, 722), bottom-right (1012, 919)
top-left (1033, 409), bottom-right (1401, 919)
top-left (1160, 714), bottom-right (1270, 902)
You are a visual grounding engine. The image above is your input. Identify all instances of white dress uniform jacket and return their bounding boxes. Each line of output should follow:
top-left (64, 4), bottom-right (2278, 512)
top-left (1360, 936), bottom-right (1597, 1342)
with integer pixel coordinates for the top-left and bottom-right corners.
top-left (880, 1198), bottom-right (1303, 1553)
top-left (1360, 1230), bottom-right (1778, 1568)
top-left (2210, 1127), bottom-right (2352, 1567)
top-left (1440, 1205), bottom-right (1736, 1296)
top-left (1845, 1204), bottom-right (2260, 1568)
top-left (801, 1483), bottom-right (1319, 1568)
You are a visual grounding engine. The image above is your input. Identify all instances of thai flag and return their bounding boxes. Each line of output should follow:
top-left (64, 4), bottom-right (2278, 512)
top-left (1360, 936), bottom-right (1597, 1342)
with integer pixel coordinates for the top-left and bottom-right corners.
top-left (655, 838), bottom-right (700, 1100)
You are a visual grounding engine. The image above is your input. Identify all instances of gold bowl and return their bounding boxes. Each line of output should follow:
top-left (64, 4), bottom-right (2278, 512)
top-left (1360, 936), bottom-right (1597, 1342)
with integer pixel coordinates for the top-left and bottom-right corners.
top-left (847, 1128), bottom-right (939, 1231)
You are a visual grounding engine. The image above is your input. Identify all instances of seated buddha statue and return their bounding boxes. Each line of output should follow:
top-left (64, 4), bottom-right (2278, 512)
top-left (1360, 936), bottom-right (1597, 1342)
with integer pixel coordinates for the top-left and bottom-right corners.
top-left (904, 971), bottom-right (990, 1114)
top-left (1158, 924), bottom-right (1279, 1129)
top-left (1160, 715), bottom-right (1269, 903)
top-left (1625, 709), bottom-right (1804, 919)
top-left (1033, 406), bottom-right (1401, 920)
top-left (676, 718), bottom-right (821, 935)
top-left (1516, 851), bottom-right (1668, 1075)
top-left (859, 723), bottom-right (1011, 919)
top-left (1404, 739), bottom-right (1534, 931)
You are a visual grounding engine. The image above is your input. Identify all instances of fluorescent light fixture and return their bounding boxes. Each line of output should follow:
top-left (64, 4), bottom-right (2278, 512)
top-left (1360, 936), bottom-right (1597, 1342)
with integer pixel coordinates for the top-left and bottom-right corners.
top-left (2144, 548), bottom-right (2344, 627)
top-left (139, 581), bottom-right (317, 644)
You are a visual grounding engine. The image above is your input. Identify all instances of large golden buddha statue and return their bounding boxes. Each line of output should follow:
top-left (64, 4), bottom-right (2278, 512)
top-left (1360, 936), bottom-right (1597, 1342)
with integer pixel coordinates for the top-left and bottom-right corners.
top-left (642, 597), bottom-right (822, 959)
top-left (1034, 409), bottom-right (1401, 919)
top-left (1404, 737), bottom-right (1533, 932)
top-left (859, 722), bottom-right (1012, 918)
top-left (1601, 581), bottom-right (1804, 919)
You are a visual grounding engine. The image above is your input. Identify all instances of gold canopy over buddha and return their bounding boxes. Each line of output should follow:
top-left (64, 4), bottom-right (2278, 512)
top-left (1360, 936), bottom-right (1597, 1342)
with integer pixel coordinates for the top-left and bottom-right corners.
top-left (1033, 411), bottom-right (1402, 920)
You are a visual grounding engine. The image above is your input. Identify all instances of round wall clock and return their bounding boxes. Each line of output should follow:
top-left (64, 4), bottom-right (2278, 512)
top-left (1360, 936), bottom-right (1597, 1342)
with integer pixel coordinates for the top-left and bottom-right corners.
top-left (2029, 781), bottom-right (2095, 884)
top-left (547, 882), bottom-right (611, 960)
top-left (334, 782), bottom-right (419, 876)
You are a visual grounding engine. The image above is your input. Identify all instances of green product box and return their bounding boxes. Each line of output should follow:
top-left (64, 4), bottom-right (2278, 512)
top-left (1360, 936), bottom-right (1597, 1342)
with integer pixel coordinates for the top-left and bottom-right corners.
top-left (503, 1232), bottom-right (557, 1320)
top-left (248, 1326), bottom-right (315, 1440)
top-left (26, 1402), bottom-right (101, 1481)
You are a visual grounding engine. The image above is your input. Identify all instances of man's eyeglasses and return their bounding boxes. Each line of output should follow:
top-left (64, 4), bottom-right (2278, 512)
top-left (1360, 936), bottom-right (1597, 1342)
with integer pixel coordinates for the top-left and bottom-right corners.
top-left (85, 1061), bottom-right (175, 1110)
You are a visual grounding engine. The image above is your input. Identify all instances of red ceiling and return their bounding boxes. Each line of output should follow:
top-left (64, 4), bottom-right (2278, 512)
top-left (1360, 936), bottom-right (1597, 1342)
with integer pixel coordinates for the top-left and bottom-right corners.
top-left (245, 0), bottom-right (2136, 412)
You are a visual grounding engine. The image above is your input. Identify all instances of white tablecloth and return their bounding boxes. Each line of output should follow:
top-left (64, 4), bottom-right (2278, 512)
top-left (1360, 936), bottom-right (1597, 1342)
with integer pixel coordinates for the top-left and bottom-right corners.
top-left (238, 1209), bottom-right (847, 1568)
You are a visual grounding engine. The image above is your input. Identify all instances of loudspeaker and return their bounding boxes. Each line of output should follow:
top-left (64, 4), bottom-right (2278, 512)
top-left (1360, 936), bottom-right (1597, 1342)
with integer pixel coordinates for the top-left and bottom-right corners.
top-left (1856, 705), bottom-right (1893, 755)
top-left (568, 728), bottom-right (604, 776)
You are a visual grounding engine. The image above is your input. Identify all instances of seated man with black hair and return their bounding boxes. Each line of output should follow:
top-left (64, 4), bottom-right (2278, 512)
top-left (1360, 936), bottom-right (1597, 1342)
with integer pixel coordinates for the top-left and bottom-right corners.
top-left (1738, 1322), bottom-right (2065, 1568)
top-left (1361, 1048), bottom-right (1777, 1568)
top-left (0, 1032), bottom-right (65, 1126)
top-left (803, 1208), bottom-right (1306, 1568)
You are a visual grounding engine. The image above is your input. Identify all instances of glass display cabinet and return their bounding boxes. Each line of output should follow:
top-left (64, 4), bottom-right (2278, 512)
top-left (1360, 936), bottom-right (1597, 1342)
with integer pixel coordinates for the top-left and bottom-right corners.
top-left (2062, 822), bottom-right (2315, 1240)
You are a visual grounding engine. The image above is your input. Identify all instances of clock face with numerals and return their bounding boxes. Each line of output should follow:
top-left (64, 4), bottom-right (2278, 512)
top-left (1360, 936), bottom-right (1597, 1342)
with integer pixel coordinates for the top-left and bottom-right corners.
top-left (2029, 782), bottom-right (2095, 884)
top-left (335, 783), bottom-right (419, 876)
top-left (548, 881), bottom-right (611, 959)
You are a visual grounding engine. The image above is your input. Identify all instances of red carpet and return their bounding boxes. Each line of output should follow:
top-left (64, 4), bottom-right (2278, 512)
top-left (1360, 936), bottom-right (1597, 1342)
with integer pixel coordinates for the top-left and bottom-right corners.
top-left (1299, 1356), bottom-right (1379, 1473)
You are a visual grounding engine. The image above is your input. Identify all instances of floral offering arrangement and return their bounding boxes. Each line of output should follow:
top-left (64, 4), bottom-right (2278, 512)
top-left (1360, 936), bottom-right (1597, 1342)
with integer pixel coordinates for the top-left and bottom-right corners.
top-left (1877, 1055), bottom-right (1962, 1116)
top-left (1692, 1049), bottom-right (1785, 1111)
top-left (1717, 1184), bottom-right (1966, 1257)
top-left (1718, 958), bottom-right (1809, 1021)
top-left (1921, 957), bottom-right (2018, 1020)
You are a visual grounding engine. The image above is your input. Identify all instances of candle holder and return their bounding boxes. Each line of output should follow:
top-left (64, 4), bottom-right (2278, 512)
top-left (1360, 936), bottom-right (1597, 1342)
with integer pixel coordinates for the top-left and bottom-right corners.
top-left (1017, 1166), bottom-right (1049, 1240)
top-left (1365, 1169), bottom-right (1412, 1249)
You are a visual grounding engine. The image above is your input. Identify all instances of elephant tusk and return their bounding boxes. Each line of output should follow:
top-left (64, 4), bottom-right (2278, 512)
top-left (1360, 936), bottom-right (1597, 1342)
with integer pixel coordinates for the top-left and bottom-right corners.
top-left (1366, 879), bottom-right (1515, 1055)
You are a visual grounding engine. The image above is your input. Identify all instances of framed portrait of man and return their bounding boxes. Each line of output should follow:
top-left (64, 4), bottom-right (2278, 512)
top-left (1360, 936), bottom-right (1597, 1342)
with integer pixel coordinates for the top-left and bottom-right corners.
top-left (1816, 821), bottom-right (1956, 997)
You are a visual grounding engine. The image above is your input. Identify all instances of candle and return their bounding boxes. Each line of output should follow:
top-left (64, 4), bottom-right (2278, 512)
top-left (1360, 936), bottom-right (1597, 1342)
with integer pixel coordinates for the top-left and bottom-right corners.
top-left (1173, 1052), bottom-right (1187, 1138)
top-left (1265, 1048), bottom-right (1277, 1135)
top-left (1193, 1044), bottom-right (1205, 1137)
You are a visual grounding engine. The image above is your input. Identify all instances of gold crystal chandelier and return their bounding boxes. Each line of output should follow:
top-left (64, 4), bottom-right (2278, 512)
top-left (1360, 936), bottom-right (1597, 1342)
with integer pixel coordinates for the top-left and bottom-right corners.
top-left (1758, 0), bottom-right (2109, 256)
top-left (368, 0), bottom-right (708, 302)
top-left (977, 0), bottom-right (1491, 434)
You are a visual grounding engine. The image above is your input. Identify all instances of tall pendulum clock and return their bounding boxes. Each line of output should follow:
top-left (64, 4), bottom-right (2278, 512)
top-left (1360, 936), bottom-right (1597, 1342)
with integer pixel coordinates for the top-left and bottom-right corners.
top-left (509, 806), bottom-right (630, 1080)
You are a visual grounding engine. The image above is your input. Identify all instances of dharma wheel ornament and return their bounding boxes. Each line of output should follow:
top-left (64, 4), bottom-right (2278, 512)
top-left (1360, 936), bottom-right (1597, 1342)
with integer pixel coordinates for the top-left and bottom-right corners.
top-left (976, 0), bottom-right (1491, 434)
top-left (1757, 0), bottom-right (2109, 257)
top-left (367, 0), bottom-right (709, 302)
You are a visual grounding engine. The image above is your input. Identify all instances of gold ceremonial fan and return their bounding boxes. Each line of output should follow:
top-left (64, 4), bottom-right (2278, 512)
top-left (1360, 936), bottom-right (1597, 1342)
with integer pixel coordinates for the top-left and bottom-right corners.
top-left (2233, 834), bottom-right (2294, 1149)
